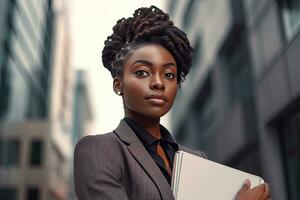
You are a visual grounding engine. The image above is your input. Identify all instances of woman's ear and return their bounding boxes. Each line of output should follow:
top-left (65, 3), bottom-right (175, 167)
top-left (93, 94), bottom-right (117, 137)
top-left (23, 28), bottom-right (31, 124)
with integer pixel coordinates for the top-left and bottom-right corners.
top-left (113, 77), bottom-right (123, 96)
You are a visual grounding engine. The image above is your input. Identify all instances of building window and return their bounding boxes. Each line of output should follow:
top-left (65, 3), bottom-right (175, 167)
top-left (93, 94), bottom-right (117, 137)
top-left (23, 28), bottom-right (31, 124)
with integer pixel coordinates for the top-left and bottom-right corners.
top-left (278, 0), bottom-right (300, 39)
top-left (27, 187), bottom-right (39, 200)
top-left (279, 109), bottom-right (300, 200)
top-left (182, 0), bottom-right (196, 30)
top-left (193, 75), bottom-right (216, 149)
top-left (220, 31), bottom-right (258, 140)
top-left (221, 35), bottom-right (253, 108)
top-left (0, 139), bottom-right (20, 166)
top-left (0, 51), bottom-right (11, 119)
top-left (0, 187), bottom-right (17, 200)
top-left (192, 35), bottom-right (202, 67)
top-left (29, 141), bottom-right (43, 166)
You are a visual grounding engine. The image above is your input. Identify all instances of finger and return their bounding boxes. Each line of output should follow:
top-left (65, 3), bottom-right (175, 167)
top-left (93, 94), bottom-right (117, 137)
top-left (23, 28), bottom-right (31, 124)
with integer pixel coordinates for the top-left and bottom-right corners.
top-left (236, 179), bottom-right (252, 198)
top-left (239, 179), bottom-right (251, 192)
top-left (247, 184), bottom-right (265, 199)
top-left (260, 183), bottom-right (271, 199)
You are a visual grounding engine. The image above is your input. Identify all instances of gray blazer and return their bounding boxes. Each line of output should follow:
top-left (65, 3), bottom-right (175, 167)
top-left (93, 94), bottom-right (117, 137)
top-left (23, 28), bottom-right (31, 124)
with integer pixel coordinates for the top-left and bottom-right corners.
top-left (74, 119), bottom-right (206, 200)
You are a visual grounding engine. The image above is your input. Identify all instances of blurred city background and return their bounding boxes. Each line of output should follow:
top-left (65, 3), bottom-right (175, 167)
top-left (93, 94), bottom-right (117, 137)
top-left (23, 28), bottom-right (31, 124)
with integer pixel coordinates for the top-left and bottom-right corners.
top-left (0, 0), bottom-right (299, 200)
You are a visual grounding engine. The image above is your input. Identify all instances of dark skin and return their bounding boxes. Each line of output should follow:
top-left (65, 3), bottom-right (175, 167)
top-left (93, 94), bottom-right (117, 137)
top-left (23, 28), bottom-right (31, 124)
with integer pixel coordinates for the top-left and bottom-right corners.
top-left (113, 44), bottom-right (177, 139)
top-left (113, 43), bottom-right (271, 199)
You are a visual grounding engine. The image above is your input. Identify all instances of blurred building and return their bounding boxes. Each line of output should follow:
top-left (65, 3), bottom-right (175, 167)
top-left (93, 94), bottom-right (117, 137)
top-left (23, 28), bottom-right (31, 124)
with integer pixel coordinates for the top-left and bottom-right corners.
top-left (168, 0), bottom-right (300, 200)
top-left (71, 70), bottom-right (93, 147)
top-left (0, 0), bottom-right (73, 200)
top-left (69, 70), bottom-right (93, 200)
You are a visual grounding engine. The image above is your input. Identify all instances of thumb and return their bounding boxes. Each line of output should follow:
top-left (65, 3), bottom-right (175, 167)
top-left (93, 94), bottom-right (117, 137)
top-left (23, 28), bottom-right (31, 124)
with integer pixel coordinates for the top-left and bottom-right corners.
top-left (241, 179), bottom-right (251, 191)
top-left (236, 179), bottom-right (251, 200)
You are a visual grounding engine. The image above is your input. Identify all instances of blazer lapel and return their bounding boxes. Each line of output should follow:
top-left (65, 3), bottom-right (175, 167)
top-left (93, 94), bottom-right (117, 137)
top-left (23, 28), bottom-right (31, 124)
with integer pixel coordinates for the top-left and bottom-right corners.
top-left (114, 120), bottom-right (174, 200)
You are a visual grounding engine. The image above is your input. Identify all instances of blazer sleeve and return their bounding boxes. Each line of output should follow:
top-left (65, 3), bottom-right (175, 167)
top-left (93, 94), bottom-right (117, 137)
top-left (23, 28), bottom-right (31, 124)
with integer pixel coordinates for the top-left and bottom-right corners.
top-left (74, 135), bottom-right (130, 200)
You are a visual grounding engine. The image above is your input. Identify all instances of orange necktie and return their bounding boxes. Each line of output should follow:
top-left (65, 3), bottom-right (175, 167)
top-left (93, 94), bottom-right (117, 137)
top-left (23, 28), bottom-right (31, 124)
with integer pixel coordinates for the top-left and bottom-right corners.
top-left (156, 141), bottom-right (172, 177)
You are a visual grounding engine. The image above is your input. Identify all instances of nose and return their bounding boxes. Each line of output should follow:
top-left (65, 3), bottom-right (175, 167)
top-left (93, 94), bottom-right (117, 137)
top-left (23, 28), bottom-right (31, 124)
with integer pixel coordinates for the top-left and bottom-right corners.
top-left (150, 74), bottom-right (165, 91)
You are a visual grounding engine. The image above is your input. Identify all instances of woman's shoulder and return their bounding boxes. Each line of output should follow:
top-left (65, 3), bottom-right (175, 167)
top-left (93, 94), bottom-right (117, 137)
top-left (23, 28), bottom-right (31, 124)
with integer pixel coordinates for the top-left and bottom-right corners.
top-left (74, 132), bottom-right (127, 164)
top-left (74, 132), bottom-right (124, 154)
top-left (76, 132), bottom-right (121, 147)
top-left (74, 132), bottom-right (127, 182)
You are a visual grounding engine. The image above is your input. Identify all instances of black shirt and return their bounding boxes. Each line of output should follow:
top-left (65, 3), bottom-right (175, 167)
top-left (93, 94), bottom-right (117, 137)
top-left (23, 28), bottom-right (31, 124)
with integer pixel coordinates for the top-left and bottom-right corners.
top-left (124, 117), bottom-right (179, 184)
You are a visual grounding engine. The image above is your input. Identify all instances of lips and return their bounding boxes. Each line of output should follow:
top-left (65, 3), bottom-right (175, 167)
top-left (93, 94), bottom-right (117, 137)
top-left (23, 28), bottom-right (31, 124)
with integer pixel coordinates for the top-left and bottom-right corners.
top-left (145, 94), bottom-right (167, 105)
top-left (146, 94), bottom-right (167, 101)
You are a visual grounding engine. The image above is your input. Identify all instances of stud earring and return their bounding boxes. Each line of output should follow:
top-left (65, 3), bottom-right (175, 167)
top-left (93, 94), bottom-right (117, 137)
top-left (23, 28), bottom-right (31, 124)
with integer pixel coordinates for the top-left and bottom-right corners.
top-left (116, 91), bottom-right (122, 96)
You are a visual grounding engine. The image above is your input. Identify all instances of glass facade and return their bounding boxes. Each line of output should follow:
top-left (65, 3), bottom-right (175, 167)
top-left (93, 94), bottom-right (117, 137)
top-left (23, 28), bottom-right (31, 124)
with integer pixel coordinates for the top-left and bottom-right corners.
top-left (189, 35), bottom-right (203, 81)
top-left (192, 35), bottom-right (202, 67)
top-left (182, 0), bottom-right (196, 30)
top-left (0, 0), bottom-right (14, 120)
top-left (220, 32), bottom-right (258, 140)
top-left (0, 0), bottom-right (71, 199)
top-left (278, 0), bottom-right (300, 39)
top-left (279, 109), bottom-right (300, 200)
top-left (0, 0), bottom-right (54, 121)
top-left (0, 139), bottom-right (20, 167)
top-left (221, 35), bottom-right (253, 108)
top-left (0, 0), bottom-right (55, 199)
top-left (192, 75), bottom-right (216, 149)
top-left (5, 57), bottom-right (29, 120)
top-left (170, 0), bottom-right (299, 199)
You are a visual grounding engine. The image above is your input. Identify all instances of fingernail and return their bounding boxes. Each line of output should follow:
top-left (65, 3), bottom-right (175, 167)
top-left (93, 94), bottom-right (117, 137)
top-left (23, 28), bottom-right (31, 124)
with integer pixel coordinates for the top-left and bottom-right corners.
top-left (243, 179), bottom-right (250, 187)
top-left (264, 184), bottom-right (268, 192)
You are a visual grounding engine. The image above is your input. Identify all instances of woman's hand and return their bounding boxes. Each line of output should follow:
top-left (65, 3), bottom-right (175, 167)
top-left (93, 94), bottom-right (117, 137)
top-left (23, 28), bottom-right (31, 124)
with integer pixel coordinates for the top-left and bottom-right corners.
top-left (235, 179), bottom-right (271, 200)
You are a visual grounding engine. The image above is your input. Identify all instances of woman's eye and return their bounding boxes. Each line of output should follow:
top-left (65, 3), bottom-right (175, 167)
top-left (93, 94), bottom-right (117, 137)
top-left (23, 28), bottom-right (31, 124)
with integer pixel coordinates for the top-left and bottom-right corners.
top-left (164, 72), bottom-right (176, 80)
top-left (135, 70), bottom-right (149, 77)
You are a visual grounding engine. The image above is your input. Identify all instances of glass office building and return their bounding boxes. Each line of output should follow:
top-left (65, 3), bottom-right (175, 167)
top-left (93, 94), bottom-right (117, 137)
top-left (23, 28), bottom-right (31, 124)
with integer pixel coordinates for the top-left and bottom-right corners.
top-left (0, 0), bottom-right (53, 121)
top-left (0, 0), bottom-right (73, 200)
top-left (169, 0), bottom-right (300, 199)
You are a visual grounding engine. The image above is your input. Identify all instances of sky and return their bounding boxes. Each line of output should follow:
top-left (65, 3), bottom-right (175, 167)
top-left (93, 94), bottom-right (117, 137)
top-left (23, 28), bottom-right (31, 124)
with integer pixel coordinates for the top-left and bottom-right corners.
top-left (69, 0), bottom-right (170, 134)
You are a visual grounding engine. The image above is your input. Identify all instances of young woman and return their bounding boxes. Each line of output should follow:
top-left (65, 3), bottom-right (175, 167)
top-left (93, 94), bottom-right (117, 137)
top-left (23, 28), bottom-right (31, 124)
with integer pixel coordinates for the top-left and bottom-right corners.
top-left (74, 6), bottom-right (271, 200)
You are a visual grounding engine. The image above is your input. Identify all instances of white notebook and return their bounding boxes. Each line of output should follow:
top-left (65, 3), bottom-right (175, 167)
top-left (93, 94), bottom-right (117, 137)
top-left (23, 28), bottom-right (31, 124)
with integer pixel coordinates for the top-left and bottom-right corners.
top-left (171, 151), bottom-right (264, 200)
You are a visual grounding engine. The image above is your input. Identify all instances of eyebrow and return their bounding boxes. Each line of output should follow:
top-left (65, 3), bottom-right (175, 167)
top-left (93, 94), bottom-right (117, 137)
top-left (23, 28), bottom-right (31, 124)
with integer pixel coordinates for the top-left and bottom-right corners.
top-left (131, 59), bottom-right (177, 68)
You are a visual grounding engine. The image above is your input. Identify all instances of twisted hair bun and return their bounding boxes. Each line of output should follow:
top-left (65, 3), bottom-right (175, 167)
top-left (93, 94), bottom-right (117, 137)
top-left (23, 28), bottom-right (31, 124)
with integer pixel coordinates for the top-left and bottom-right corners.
top-left (102, 6), bottom-right (193, 83)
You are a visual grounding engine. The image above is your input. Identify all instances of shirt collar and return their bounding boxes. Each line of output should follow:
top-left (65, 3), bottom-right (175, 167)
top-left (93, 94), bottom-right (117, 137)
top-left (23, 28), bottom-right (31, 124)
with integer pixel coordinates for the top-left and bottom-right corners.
top-left (123, 117), bottom-right (178, 149)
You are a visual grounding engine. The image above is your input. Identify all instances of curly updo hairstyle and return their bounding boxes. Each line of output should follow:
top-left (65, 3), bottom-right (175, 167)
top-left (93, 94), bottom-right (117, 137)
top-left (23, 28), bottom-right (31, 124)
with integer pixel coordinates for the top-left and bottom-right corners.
top-left (102, 6), bottom-right (193, 84)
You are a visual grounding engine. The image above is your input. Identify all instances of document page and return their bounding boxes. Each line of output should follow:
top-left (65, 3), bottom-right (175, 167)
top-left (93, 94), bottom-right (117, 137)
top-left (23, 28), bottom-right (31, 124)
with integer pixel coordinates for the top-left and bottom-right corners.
top-left (171, 151), bottom-right (264, 200)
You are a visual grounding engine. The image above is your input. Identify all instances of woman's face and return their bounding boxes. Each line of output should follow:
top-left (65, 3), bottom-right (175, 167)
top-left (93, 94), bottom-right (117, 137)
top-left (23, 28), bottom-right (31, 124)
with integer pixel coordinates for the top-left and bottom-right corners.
top-left (116, 43), bottom-right (178, 119)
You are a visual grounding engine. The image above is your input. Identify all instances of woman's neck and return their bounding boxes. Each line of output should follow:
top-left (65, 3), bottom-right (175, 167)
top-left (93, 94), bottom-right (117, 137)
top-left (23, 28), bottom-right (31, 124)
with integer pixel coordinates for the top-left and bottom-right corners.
top-left (125, 110), bottom-right (162, 139)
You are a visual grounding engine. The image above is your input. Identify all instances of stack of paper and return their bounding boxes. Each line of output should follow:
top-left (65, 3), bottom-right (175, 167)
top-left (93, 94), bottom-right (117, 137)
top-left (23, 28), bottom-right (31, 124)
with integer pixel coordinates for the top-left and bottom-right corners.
top-left (171, 151), bottom-right (264, 200)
